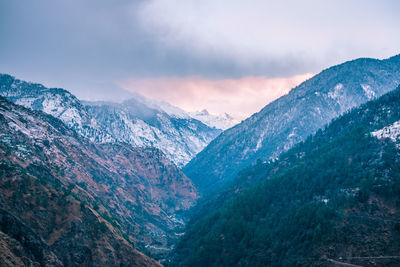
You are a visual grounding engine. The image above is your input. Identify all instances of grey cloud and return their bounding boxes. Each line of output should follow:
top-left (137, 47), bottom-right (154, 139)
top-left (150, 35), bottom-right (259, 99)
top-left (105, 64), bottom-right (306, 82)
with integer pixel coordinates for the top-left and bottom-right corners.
top-left (0, 0), bottom-right (399, 101)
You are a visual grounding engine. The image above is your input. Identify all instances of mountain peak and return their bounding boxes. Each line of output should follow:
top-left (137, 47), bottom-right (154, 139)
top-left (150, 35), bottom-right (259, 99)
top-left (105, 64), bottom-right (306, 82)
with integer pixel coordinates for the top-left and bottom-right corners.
top-left (189, 110), bottom-right (238, 130)
top-left (200, 109), bottom-right (210, 115)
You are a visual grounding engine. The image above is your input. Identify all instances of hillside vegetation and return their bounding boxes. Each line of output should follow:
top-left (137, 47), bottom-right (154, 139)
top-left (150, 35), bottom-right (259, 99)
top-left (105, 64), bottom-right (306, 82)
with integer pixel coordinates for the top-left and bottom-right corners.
top-left (173, 86), bottom-right (400, 266)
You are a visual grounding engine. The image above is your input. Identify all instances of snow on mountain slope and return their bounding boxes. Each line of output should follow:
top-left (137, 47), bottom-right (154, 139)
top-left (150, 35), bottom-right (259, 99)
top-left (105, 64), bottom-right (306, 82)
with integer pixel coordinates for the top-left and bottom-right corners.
top-left (189, 109), bottom-right (238, 130)
top-left (372, 120), bottom-right (400, 147)
top-left (84, 100), bottom-right (221, 166)
top-left (0, 74), bottom-right (114, 143)
top-left (0, 74), bottom-right (221, 166)
top-left (185, 54), bottom-right (400, 194)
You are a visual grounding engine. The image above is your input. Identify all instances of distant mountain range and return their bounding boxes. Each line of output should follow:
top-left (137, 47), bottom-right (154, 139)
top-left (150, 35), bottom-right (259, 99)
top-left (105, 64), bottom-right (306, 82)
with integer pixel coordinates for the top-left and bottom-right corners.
top-left (189, 109), bottom-right (238, 130)
top-left (83, 98), bottom-right (221, 167)
top-left (184, 54), bottom-right (400, 194)
top-left (0, 74), bottom-right (233, 166)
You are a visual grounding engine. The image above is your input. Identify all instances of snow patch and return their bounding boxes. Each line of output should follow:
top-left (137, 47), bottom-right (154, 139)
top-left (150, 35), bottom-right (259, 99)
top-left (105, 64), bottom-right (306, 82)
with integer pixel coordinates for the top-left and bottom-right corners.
top-left (361, 84), bottom-right (376, 100)
top-left (328, 83), bottom-right (344, 100)
top-left (371, 120), bottom-right (400, 147)
top-left (189, 109), bottom-right (238, 130)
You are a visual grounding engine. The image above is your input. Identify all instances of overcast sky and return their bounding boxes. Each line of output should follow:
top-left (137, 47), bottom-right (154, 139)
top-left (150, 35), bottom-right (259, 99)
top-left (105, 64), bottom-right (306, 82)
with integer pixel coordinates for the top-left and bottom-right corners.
top-left (1, 0), bottom-right (399, 119)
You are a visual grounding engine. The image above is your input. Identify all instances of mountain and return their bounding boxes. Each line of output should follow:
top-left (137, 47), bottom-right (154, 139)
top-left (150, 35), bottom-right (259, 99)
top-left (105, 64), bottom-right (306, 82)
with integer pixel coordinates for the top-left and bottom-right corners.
top-left (0, 95), bottom-right (197, 263)
top-left (84, 99), bottom-right (221, 167)
top-left (0, 74), bottom-right (221, 166)
top-left (189, 109), bottom-right (238, 130)
top-left (172, 86), bottom-right (400, 267)
top-left (0, 74), bottom-right (114, 143)
top-left (184, 54), bottom-right (400, 194)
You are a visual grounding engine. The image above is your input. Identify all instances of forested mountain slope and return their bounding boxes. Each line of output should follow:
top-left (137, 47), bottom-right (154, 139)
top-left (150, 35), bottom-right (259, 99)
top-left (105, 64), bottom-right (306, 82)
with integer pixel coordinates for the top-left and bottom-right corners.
top-left (173, 86), bottom-right (400, 266)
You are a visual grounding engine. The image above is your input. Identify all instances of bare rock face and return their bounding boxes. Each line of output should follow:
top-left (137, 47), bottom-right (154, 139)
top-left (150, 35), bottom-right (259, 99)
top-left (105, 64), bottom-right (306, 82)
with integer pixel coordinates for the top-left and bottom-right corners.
top-left (0, 96), bottom-right (197, 264)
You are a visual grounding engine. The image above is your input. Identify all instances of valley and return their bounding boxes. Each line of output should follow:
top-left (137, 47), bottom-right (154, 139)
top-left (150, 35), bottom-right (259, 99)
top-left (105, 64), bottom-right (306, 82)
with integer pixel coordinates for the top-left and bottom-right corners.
top-left (2, 1), bottom-right (399, 266)
top-left (1, 55), bottom-right (400, 266)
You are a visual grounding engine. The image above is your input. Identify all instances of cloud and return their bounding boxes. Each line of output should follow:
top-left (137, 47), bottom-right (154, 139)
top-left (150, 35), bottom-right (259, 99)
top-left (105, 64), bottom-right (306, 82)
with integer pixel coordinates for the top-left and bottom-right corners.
top-left (0, 0), bottom-right (398, 106)
top-left (118, 73), bottom-right (313, 119)
top-left (137, 0), bottom-right (400, 69)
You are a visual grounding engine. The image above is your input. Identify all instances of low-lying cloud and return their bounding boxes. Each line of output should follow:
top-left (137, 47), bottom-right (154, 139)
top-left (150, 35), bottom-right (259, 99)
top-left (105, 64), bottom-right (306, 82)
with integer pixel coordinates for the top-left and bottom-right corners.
top-left (119, 74), bottom-right (313, 120)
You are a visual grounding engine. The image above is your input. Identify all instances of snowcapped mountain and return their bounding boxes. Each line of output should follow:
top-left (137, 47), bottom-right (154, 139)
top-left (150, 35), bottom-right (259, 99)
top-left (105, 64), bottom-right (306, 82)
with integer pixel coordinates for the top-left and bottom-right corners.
top-left (0, 74), bottom-right (114, 143)
top-left (84, 98), bottom-right (221, 166)
top-left (184, 54), bottom-right (400, 194)
top-left (0, 74), bottom-right (221, 166)
top-left (189, 109), bottom-right (238, 130)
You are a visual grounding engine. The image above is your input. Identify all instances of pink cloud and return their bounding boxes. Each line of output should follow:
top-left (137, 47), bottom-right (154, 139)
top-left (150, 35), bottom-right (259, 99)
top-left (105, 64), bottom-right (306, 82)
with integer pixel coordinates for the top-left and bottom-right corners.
top-left (118, 74), bottom-right (313, 120)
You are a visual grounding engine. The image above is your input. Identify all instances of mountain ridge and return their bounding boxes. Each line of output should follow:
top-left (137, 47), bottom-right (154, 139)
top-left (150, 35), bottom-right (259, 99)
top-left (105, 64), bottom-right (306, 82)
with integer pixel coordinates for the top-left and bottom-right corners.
top-left (184, 54), bottom-right (400, 194)
top-left (84, 98), bottom-right (221, 167)
top-left (0, 73), bottom-right (221, 166)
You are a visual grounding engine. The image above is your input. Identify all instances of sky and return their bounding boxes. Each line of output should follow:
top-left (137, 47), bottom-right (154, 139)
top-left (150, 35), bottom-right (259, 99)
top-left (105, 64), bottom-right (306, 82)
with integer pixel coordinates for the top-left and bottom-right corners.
top-left (0, 0), bottom-right (399, 119)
